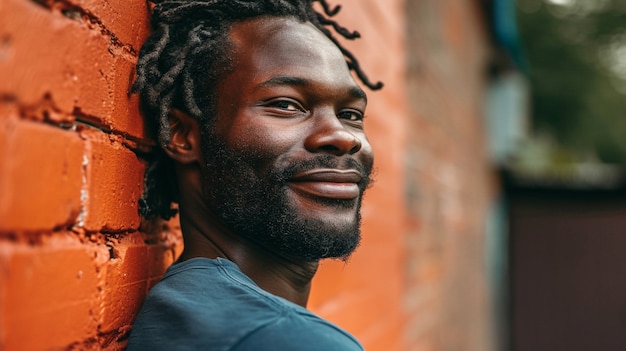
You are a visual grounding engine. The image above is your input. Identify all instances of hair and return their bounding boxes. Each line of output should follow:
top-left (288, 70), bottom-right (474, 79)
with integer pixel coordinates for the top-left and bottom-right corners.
top-left (133, 0), bottom-right (383, 219)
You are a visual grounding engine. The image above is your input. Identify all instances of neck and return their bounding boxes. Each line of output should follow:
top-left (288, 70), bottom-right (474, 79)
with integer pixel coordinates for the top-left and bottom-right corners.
top-left (176, 180), bottom-right (318, 307)
top-left (234, 249), bottom-right (319, 307)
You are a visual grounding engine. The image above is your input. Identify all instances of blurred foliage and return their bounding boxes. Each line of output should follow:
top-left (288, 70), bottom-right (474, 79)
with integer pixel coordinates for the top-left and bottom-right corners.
top-left (516, 0), bottom-right (626, 166)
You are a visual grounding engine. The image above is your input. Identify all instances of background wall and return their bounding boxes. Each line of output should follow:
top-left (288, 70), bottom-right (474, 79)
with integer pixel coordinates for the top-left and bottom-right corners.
top-left (0, 0), bottom-right (498, 350)
top-left (404, 1), bottom-right (498, 350)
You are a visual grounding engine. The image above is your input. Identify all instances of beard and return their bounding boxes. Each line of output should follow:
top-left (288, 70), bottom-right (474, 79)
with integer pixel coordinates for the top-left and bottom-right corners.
top-left (199, 130), bottom-right (373, 262)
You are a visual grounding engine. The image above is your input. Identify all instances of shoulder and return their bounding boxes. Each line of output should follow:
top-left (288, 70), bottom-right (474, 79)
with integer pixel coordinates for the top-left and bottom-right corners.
top-left (127, 258), bottom-right (287, 351)
top-left (231, 311), bottom-right (364, 351)
top-left (127, 258), bottom-right (363, 351)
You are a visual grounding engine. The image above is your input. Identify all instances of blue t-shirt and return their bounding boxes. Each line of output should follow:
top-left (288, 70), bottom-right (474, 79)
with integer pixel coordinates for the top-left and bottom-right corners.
top-left (127, 258), bottom-right (364, 351)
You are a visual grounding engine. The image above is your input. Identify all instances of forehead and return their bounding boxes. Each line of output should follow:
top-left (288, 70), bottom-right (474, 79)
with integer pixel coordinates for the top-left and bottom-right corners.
top-left (225, 16), bottom-right (364, 94)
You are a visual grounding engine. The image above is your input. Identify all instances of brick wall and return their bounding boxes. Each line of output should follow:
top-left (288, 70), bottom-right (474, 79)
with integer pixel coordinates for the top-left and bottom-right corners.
top-left (404, 1), bottom-right (498, 350)
top-left (0, 1), bottom-right (182, 349)
top-left (0, 1), bottom-right (497, 350)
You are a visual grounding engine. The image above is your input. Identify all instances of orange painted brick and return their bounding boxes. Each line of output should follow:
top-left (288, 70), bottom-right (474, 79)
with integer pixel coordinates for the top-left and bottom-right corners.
top-left (0, 0), bottom-right (146, 140)
top-left (99, 231), bottom-right (184, 335)
top-left (106, 234), bottom-right (150, 285)
top-left (0, 114), bottom-right (83, 232)
top-left (100, 234), bottom-right (148, 333)
top-left (0, 246), bottom-right (6, 349)
top-left (100, 275), bottom-right (147, 334)
top-left (100, 280), bottom-right (146, 344)
top-left (146, 240), bottom-right (178, 280)
top-left (81, 128), bottom-right (145, 232)
top-left (63, 0), bottom-right (151, 52)
top-left (0, 233), bottom-right (107, 351)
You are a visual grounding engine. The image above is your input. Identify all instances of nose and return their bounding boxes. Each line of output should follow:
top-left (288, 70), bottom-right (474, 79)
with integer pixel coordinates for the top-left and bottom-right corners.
top-left (304, 110), bottom-right (362, 156)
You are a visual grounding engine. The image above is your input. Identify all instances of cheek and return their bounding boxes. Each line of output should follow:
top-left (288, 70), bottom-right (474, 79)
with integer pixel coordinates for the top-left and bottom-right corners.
top-left (225, 118), bottom-right (304, 159)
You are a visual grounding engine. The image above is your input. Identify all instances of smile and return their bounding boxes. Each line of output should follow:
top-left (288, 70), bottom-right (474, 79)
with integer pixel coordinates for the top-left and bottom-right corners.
top-left (288, 169), bottom-right (362, 200)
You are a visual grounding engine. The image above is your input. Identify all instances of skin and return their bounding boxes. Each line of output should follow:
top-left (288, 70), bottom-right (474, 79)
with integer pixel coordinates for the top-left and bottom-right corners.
top-left (164, 16), bottom-right (373, 307)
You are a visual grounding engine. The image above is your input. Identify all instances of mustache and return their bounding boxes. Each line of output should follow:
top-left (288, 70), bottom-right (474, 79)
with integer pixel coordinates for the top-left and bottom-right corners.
top-left (271, 155), bottom-right (374, 191)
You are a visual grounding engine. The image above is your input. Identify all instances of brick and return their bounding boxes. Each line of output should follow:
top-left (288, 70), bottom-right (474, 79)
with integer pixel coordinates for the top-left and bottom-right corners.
top-left (0, 234), bottom-right (106, 351)
top-left (63, 0), bottom-right (151, 52)
top-left (146, 241), bottom-right (177, 280)
top-left (0, 245), bottom-right (7, 349)
top-left (0, 0), bottom-right (146, 140)
top-left (99, 233), bottom-right (160, 334)
top-left (99, 279), bottom-right (147, 336)
top-left (98, 228), bottom-right (185, 336)
top-left (81, 128), bottom-right (145, 232)
top-left (145, 217), bottom-right (184, 276)
top-left (0, 113), bottom-right (84, 232)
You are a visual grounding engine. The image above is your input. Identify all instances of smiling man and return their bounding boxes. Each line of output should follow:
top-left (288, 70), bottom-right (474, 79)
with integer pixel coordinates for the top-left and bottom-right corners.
top-left (127, 1), bottom-right (381, 350)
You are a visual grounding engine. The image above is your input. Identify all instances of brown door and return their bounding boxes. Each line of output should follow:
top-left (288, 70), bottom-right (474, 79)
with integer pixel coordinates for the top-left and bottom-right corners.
top-left (509, 187), bottom-right (626, 351)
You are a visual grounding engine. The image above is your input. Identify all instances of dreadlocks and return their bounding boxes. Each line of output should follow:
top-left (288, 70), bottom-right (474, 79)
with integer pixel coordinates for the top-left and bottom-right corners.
top-left (134, 0), bottom-right (383, 219)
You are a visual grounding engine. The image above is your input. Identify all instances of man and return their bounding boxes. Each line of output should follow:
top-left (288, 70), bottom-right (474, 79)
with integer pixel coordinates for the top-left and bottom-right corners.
top-left (127, 0), bottom-right (381, 349)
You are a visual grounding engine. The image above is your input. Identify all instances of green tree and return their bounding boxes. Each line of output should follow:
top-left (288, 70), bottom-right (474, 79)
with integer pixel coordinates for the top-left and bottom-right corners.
top-left (517, 0), bottom-right (626, 165)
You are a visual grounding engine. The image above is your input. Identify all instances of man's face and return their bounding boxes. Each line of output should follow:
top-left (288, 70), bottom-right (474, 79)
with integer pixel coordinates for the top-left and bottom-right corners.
top-left (199, 16), bottom-right (374, 261)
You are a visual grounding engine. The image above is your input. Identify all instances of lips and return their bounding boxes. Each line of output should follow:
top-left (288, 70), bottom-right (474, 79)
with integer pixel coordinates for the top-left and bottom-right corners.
top-left (288, 169), bottom-right (363, 200)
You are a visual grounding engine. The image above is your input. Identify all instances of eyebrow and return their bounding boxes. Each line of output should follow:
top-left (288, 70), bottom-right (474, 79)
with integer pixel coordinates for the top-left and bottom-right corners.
top-left (256, 75), bottom-right (368, 102)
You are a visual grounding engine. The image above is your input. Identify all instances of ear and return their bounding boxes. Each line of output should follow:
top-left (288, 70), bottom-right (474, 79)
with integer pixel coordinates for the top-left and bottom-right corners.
top-left (163, 109), bottom-right (202, 164)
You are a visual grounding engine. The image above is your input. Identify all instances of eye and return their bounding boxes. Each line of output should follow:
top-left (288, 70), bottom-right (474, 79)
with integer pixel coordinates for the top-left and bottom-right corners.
top-left (268, 99), bottom-right (303, 112)
top-left (338, 109), bottom-right (364, 122)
